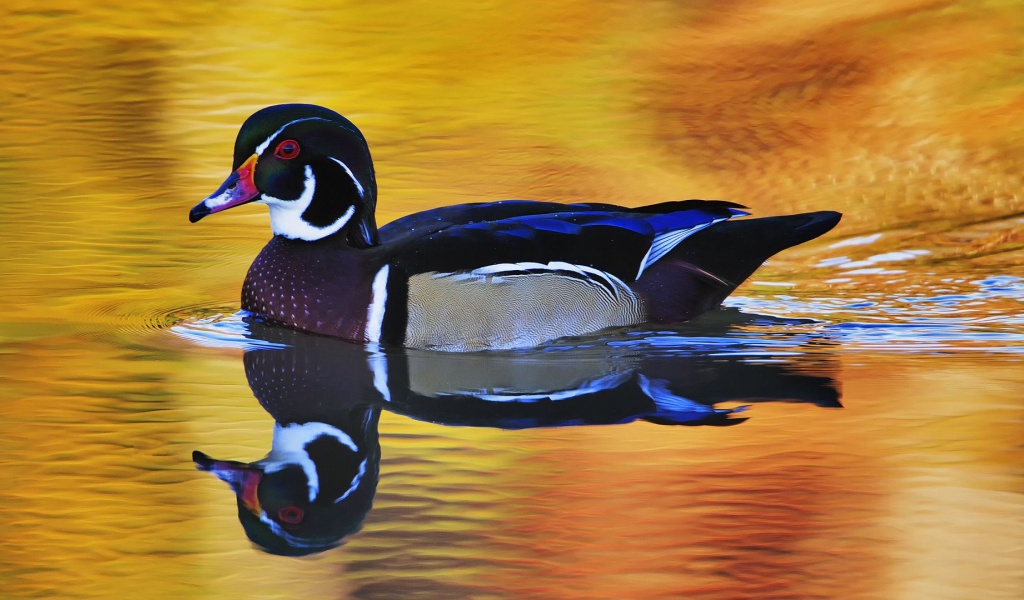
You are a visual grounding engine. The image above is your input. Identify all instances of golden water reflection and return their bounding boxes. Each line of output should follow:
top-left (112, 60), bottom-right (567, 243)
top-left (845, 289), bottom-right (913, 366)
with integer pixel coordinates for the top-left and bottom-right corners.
top-left (0, 0), bottom-right (1022, 598)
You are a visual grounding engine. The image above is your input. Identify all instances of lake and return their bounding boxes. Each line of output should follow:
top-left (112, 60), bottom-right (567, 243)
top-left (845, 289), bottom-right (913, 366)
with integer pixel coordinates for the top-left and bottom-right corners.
top-left (1, 1), bottom-right (1021, 598)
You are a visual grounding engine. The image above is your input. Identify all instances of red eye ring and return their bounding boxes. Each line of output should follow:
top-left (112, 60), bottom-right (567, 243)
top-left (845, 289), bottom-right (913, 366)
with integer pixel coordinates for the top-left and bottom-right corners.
top-left (274, 139), bottom-right (300, 160)
top-left (277, 506), bottom-right (304, 524)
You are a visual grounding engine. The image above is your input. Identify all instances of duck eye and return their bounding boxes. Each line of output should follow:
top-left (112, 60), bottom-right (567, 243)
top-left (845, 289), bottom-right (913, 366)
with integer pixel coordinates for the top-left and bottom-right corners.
top-left (277, 506), bottom-right (304, 524)
top-left (274, 140), bottom-right (300, 160)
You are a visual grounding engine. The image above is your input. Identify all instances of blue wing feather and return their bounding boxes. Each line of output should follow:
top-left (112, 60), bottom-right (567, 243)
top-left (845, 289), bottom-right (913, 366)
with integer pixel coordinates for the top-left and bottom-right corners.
top-left (495, 227), bottom-right (536, 240)
top-left (586, 216), bottom-right (653, 235)
top-left (517, 218), bottom-right (583, 235)
top-left (383, 199), bottom-right (744, 279)
top-left (642, 210), bottom-right (728, 233)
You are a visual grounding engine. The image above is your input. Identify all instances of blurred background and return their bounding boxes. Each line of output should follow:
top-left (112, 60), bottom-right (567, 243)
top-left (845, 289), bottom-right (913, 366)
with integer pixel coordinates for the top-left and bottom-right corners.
top-left (0, 0), bottom-right (1021, 598)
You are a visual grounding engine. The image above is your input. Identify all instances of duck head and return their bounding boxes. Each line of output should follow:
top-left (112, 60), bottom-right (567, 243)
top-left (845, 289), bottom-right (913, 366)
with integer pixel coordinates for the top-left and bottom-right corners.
top-left (190, 104), bottom-right (380, 246)
top-left (194, 417), bottom-right (380, 556)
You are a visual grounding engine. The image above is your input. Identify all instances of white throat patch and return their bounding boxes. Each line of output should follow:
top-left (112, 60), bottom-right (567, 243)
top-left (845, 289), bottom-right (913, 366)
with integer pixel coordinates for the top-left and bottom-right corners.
top-left (262, 422), bottom-right (360, 503)
top-left (260, 165), bottom-right (355, 240)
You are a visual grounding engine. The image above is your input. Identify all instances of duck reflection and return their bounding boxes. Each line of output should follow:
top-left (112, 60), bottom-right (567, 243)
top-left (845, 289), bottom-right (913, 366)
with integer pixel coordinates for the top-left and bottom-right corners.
top-left (195, 317), bottom-right (840, 556)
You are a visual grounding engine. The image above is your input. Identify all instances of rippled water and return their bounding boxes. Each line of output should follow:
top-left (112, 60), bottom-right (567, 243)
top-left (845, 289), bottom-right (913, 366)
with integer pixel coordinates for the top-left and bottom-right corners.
top-left (2, 0), bottom-right (1023, 598)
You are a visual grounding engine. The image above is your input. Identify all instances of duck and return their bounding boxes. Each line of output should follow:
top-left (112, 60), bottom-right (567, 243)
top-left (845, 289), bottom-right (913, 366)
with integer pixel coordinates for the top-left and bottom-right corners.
top-left (189, 104), bottom-right (841, 351)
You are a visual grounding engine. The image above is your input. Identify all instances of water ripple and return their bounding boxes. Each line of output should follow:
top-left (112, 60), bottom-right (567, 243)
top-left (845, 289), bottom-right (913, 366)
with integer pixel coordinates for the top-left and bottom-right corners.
top-left (726, 275), bottom-right (1024, 354)
top-left (168, 275), bottom-right (1023, 355)
top-left (170, 312), bottom-right (285, 350)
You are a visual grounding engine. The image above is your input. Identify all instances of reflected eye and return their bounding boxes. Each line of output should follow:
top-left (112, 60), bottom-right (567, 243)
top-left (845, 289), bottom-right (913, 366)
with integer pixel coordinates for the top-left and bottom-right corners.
top-left (277, 506), bottom-right (304, 524)
top-left (274, 140), bottom-right (300, 160)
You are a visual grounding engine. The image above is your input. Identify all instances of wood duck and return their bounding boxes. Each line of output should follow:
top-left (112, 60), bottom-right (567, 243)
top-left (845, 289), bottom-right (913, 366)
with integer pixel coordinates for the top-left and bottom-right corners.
top-left (189, 104), bottom-right (841, 351)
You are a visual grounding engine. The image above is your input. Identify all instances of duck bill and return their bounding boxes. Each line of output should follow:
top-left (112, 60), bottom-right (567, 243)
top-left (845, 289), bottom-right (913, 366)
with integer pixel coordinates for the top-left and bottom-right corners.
top-left (189, 153), bottom-right (260, 223)
top-left (193, 450), bottom-right (264, 514)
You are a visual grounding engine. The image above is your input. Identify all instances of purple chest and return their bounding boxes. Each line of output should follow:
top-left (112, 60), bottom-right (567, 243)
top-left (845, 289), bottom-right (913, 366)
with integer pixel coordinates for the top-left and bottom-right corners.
top-left (241, 238), bottom-right (372, 341)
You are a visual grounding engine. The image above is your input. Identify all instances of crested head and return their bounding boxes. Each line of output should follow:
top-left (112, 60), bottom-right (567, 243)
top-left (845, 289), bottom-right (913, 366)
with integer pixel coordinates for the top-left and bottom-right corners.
top-left (194, 418), bottom-right (379, 556)
top-left (191, 104), bottom-right (380, 246)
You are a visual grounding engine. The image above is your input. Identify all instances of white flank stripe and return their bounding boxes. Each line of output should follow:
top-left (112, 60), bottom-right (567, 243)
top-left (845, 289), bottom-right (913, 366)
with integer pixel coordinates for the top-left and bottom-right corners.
top-left (546, 261), bottom-right (585, 274)
top-left (328, 157), bottom-right (365, 198)
top-left (452, 261), bottom-right (630, 297)
top-left (576, 264), bottom-right (628, 295)
top-left (365, 265), bottom-right (390, 343)
top-left (472, 261), bottom-right (603, 278)
top-left (472, 262), bottom-right (540, 275)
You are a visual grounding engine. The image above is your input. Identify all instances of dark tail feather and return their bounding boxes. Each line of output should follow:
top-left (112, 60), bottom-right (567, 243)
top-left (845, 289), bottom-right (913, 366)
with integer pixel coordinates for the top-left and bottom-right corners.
top-left (634, 211), bottom-right (841, 322)
top-left (676, 211), bottom-right (842, 285)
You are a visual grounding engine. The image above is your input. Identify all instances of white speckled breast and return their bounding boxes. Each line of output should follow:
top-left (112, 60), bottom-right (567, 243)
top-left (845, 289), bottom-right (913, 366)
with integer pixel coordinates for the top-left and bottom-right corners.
top-left (242, 238), bottom-right (373, 340)
top-left (243, 249), bottom-right (318, 325)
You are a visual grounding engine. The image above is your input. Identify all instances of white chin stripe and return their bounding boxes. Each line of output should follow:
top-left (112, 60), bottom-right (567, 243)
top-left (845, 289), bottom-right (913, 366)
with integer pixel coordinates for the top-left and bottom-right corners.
top-left (264, 422), bottom-right (359, 503)
top-left (263, 165), bottom-right (355, 240)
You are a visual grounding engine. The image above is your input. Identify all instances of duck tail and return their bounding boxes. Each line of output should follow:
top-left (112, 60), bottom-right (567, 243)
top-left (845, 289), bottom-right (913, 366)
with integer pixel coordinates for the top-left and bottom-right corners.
top-left (634, 211), bottom-right (841, 322)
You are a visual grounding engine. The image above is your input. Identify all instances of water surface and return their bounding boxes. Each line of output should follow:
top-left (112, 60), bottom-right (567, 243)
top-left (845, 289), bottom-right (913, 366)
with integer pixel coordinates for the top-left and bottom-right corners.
top-left (1, 0), bottom-right (1022, 598)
